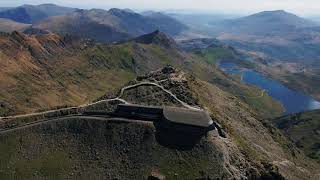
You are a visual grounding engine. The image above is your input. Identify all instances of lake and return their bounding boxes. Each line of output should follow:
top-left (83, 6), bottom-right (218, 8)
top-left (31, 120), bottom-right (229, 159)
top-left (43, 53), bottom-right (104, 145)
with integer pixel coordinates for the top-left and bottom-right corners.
top-left (220, 62), bottom-right (320, 115)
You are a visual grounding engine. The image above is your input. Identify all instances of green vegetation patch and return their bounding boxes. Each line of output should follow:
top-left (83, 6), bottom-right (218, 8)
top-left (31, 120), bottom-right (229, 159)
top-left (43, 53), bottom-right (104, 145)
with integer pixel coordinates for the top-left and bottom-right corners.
top-left (0, 118), bottom-right (226, 179)
top-left (273, 109), bottom-right (320, 163)
top-left (194, 46), bottom-right (234, 65)
top-left (0, 134), bottom-right (71, 180)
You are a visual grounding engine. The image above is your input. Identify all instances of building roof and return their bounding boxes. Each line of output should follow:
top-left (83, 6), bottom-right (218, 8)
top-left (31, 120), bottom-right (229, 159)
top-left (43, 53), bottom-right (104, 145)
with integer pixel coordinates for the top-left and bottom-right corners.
top-left (163, 106), bottom-right (213, 128)
top-left (114, 104), bottom-right (214, 128)
top-left (116, 104), bottom-right (163, 114)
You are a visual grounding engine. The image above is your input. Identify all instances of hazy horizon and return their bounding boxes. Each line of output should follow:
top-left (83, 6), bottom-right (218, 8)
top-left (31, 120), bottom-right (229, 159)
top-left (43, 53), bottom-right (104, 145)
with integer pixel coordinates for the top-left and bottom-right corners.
top-left (1, 0), bottom-right (320, 16)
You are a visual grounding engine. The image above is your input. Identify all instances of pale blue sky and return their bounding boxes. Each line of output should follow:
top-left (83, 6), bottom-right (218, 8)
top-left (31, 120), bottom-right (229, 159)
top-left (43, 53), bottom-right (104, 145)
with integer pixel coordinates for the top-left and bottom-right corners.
top-left (1, 0), bottom-right (320, 15)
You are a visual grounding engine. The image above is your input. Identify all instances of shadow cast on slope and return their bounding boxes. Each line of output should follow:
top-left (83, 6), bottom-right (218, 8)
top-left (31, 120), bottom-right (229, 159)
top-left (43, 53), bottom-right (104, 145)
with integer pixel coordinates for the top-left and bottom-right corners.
top-left (153, 121), bottom-right (207, 150)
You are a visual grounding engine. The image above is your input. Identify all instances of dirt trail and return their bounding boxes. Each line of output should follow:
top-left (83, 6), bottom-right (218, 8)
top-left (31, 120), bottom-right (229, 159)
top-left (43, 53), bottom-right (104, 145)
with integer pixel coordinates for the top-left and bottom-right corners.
top-left (0, 81), bottom-right (201, 120)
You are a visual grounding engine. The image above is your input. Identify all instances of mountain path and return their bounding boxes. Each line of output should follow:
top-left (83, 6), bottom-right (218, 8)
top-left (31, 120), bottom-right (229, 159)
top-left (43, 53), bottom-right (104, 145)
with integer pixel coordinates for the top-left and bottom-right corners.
top-left (0, 80), bottom-right (201, 120)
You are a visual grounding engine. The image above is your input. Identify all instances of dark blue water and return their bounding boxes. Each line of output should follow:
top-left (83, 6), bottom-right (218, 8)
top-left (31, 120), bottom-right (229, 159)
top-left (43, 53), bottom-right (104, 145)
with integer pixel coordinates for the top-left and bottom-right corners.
top-left (220, 62), bottom-right (320, 115)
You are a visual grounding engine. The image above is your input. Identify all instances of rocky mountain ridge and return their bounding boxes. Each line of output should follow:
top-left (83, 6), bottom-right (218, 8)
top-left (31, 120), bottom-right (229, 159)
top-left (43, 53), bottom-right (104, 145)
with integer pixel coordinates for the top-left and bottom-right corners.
top-left (30, 8), bottom-right (188, 43)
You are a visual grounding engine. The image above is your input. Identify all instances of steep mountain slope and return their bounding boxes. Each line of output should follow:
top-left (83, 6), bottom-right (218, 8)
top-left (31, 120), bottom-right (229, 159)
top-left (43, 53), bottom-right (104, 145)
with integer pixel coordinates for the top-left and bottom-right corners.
top-left (273, 109), bottom-right (320, 163)
top-left (32, 9), bottom-right (131, 43)
top-left (0, 67), bottom-right (319, 179)
top-left (0, 31), bottom-right (134, 116)
top-left (0, 31), bottom-right (283, 119)
top-left (0, 116), bottom-right (225, 179)
top-left (32, 8), bottom-right (188, 42)
top-left (0, 18), bottom-right (30, 32)
top-left (0, 4), bottom-right (75, 24)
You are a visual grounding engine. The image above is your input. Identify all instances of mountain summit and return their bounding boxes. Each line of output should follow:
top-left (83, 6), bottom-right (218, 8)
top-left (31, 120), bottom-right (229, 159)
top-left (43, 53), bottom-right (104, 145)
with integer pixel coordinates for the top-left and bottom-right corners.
top-left (220, 10), bottom-right (316, 35)
top-left (244, 10), bottom-right (315, 27)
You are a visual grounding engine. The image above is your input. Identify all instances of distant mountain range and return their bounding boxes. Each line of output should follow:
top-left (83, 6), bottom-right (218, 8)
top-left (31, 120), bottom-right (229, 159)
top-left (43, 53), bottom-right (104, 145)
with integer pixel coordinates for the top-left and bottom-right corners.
top-left (0, 4), bottom-right (188, 43)
top-left (0, 4), bottom-right (75, 23)
top-left (217, 10), bottom-right (316, 36)
top-left (209, 10), bottom-right (320, 62)
top-left (31, 8), bottom-right (188, 42)
top-left (167, 10), bottom-right (320, 62)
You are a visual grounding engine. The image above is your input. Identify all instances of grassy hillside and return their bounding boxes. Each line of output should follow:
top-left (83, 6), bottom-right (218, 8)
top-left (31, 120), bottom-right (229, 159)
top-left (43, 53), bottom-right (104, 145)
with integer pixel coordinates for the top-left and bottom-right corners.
top-left (0, 31), bottom-right (283, 119)
top-left (273, 109), bottom-right (320, 163)
top-left (0, 118), bottom-right (226, 179)
top-left (0, 32), bottom-right (135, 116)
top-left (193, 45), bottom-right (236, 64)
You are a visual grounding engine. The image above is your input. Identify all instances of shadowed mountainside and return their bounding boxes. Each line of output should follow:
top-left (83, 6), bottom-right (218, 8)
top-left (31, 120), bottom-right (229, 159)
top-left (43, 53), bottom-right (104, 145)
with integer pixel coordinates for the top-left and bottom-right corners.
top-left (0, 4), bottom-right (75, 24)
